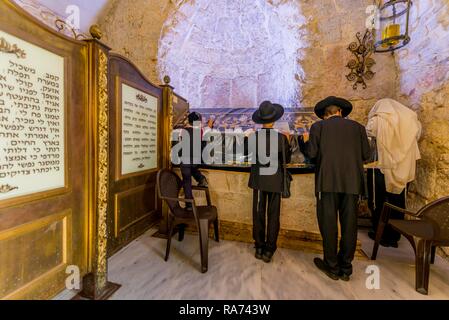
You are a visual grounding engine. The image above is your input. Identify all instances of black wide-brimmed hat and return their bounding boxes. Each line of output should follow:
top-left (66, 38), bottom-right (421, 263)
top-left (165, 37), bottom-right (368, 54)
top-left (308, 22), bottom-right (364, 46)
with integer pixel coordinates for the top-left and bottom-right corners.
top-left (188, 111), bottom-right (202, 124)
top-left (252, 101), bottom-right (285, 124)
top-left (314, 96), bottom-right (353, 119)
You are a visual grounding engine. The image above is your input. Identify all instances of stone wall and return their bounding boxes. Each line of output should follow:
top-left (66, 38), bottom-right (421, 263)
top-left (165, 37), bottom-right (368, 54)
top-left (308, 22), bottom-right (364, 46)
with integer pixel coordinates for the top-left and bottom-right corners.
top-left (300, 0), bottom-right (398, 124)
top-left (97, 0), bottom-right (398, 123)
top-left (396, 0), bottom-right (449, 257)
top-left (98, 0), bottom-right (176, 85)
top-left (187, 169), bottom-right (366, 258)
top-left (193, 170), bottom-right (319, 234)
top-left (157, 0), bottom-right (307, 109)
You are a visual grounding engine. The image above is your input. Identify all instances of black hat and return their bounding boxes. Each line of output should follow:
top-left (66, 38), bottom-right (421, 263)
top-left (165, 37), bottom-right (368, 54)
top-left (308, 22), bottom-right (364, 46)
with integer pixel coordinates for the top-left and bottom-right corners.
top-left (188, 111), bottom-right (202, 124)
top-left (314, 96), bottom-right (353, 119)
top-left (252, 101), bottom-right (285, 124)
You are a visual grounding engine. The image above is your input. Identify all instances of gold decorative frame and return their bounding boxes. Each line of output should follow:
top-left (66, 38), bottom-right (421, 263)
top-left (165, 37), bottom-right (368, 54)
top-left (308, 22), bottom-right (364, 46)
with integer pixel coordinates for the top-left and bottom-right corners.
top-left (161, 77), bottom-right (175, 170)
top-left (94, 49), bottom-right (109, 291)
top-left (77, 40), bottom-right (120, 301)
top-left (114, 76), bottom-right (161, 181)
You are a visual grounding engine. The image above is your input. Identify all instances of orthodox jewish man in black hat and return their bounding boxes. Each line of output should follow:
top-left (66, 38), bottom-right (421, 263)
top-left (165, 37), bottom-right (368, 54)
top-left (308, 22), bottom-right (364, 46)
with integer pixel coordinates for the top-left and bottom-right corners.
top-left (300, 97), bottom-right (371, 281)
top-left (247, 101), bottom-right (291, 263)
top-left (179, 112), bottom-right (211, 210)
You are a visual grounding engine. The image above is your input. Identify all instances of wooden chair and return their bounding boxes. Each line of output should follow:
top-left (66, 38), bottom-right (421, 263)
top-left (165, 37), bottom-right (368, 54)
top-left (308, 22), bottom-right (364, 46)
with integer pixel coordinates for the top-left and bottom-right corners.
top-left (371, 197), bottom-right (449, 295)
top-left (156, 168), bottom-right (219, 273)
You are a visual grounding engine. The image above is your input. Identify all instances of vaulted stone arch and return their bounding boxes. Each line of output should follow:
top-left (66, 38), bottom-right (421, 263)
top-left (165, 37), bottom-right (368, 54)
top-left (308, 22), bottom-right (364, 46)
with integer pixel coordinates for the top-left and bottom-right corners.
top-left (157, 0), bottom-right (307, 109)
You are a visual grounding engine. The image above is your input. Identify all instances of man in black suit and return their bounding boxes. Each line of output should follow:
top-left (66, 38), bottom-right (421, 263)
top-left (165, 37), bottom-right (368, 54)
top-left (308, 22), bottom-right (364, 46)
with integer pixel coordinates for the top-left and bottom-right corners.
top-left (247, 101), bottom-right (291, 263)
top-left (300, 97), bottom-right (371, 281)
top-left (179, 112), bottom-right (210, 210)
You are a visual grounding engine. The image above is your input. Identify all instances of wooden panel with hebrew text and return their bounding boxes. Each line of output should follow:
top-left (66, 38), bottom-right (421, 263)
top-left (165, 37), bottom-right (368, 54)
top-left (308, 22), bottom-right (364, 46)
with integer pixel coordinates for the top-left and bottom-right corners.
top-left (0, 0), bottom-right (88, 300)
top-left (107, 53), bottom-right (163, 256)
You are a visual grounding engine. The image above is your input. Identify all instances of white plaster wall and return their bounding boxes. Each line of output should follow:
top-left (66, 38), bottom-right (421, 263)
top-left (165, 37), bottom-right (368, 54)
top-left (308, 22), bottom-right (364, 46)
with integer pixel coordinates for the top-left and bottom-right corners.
top-left (157, 0), bottom-right (307, 109)
top-left (396, 0), bottom-right (449, 258)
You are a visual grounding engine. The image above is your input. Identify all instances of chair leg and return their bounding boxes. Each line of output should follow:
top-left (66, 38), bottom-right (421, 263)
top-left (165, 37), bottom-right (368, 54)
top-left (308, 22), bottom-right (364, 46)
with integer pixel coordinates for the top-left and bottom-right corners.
top-left (165, 219), bottom-right (175, 262)
top-left (430, 246), bottom-right (437, 265)
top-left (404, 234), bottom-right (417, 255)
top-left (214, 219), bottom-right (220, 242)
top-left (371, 221), bottom-right (386, 260)
top-left (178, 224), bottom-right (185, 242)
top-left (415, 239), bottom-right (432, 295)
top-left (199, 219), bottom-right (209, 273)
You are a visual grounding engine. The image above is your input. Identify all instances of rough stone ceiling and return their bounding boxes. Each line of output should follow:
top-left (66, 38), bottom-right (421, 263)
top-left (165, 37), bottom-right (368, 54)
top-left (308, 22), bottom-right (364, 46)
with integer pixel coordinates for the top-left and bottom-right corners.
top-left (158, 0), bottom-right (308, 109)
top-left (33, 0), bottom-right (112, 32)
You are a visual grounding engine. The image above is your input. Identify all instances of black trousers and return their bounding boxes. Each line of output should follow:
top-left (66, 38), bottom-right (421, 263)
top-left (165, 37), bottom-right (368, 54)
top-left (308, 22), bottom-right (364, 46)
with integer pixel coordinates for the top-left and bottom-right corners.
top-left (180, 165), bottom-right (206, 200)
top-left (317, 192), bottom-right (359, 275)
top-left (252, 190), bottom-right (281, 253)
top-left (367, 169), bottom-right (405, 243)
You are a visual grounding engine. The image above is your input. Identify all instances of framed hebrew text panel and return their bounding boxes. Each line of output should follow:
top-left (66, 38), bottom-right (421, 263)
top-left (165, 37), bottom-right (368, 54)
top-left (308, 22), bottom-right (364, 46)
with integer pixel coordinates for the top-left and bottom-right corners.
top-left (108, 53), bottom-right (163, 255)
top-left (117, 78), bottom-right (158, 179)
top-left (0, 30), bottom-right (66, 203)
top-left (0, 0), bottom-right (88, 300)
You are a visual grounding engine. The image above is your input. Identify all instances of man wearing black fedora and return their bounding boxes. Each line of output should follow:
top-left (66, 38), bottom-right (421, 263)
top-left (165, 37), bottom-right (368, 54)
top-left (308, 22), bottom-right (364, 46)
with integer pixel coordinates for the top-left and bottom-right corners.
top-left (300, 96), bottom-right (371, 281)
top-left (247, 101), bottom-right (291, 263)
top-left (179, 111), bottom-right (210, 210)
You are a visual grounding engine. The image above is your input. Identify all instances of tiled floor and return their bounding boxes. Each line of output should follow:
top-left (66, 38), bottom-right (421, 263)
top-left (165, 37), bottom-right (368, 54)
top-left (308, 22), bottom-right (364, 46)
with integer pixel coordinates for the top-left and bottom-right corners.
top-left (105, 228), bottom-right (449, 300)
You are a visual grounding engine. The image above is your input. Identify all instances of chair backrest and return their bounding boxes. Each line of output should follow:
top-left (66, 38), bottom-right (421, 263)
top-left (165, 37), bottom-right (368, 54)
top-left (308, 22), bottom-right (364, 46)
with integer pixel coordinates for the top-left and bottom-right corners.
top-left (419, 196), bottom-right (449, 240)
top-left (157, 169), bottom-right (182, 213)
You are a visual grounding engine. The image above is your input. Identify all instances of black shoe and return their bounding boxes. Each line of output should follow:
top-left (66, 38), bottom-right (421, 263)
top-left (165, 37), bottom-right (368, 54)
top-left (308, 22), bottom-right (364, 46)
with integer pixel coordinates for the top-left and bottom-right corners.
top-left (338, 272), bottom-right (351, 282)
top-left (262, 251), bottom-right (274, 263)
top-left (198, 178), bottom-right (208, 188)
top-left (368, 231), bottom-right (392, 248)
top-left (313, 258), bottom-right (339, 281)
top-left (255, 248), bottom-right (264, 260)
top-left (389, 242), bottom-right (399, 248)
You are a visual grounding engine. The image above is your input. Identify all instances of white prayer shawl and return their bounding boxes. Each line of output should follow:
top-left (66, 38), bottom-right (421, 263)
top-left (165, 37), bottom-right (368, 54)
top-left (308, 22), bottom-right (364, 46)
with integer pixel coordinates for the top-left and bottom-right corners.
top-left (366, 99), bottom-right (422, 194)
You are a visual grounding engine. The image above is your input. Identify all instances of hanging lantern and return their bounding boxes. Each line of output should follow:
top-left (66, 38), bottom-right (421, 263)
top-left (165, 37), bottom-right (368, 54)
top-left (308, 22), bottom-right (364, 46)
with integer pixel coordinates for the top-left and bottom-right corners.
top-left (374, 0), bottom-right (412, 53)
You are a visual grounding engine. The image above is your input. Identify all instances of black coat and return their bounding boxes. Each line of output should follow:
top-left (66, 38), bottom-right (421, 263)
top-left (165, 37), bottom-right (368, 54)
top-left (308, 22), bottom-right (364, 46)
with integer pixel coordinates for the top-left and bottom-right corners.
top-left (300, 116), bottom-right (371, 195)
top-left (247, 129), bottom-right (291, 193)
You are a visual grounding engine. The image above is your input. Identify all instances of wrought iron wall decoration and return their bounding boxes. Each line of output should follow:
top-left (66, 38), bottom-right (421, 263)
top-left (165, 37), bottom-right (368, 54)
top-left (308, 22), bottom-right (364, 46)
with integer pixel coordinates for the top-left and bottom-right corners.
top-left (346, 30), bottom-right (376, 90)
top-left (55, 19), bottom-right (88, 40)
top-left (14, 0), bottom-right (88, 40)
